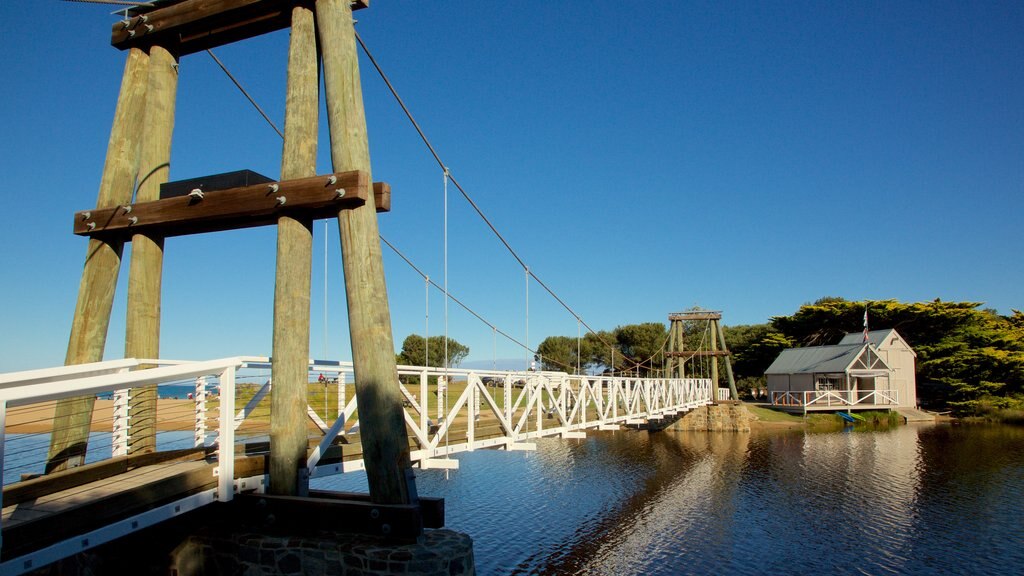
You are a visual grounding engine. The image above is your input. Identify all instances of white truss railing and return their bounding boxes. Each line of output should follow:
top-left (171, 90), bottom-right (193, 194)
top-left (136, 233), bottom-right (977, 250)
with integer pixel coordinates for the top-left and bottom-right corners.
top-left (771, 389), bottom-right (899, 409)
top-left (0, 357), bottom-right (262, 573)
top-left (304, 364), bottom-right (713, 474)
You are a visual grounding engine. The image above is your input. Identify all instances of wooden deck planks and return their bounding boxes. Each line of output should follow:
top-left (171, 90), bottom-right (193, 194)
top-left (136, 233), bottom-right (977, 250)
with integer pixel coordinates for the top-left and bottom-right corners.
top-left (1, 454), bottom-right (267, 559)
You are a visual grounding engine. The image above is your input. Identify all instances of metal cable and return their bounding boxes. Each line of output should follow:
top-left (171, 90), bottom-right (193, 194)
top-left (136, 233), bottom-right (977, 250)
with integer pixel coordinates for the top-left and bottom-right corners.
top-left (354, 32), bottom-right (650, 371)
top-left (205, 49), bottom-right (284, 139)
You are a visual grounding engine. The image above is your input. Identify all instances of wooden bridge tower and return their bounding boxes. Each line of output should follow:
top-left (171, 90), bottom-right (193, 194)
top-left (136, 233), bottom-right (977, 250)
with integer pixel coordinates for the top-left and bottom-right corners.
top-left (49, 0), bottom-right (416, 505)
top-left (665, 310), bottom-right (739, 400)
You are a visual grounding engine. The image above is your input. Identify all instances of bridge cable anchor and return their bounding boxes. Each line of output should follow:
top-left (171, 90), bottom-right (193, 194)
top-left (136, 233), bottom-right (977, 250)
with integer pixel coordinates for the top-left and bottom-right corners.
top-left (188, 188), bottom-right (204, 200)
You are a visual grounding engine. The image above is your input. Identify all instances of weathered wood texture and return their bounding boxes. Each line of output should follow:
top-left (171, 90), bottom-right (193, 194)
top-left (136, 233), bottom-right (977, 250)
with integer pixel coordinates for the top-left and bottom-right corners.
top-left (317, 0), bottom-right (416, 505)
top-left (126, 45), bottom-right (179, 455)
top-left (710, 319), bottom-right (720, 389)
top-left (668, 312), bottom-right (722, 321)
top-left (270, 2), bottom-right (317, 497)
top-left (74, 171), bottom-right (384, 239)
top-left (716, 320), bottom-right (739, 400)
top-left (112, 0), bottom-right (368, 56)
top-left (48, 48), bottom-right (151, 473)
top-left (665, 350), bottom-right (732, 357)
top-left (1, 455), bottom-right (268, 560)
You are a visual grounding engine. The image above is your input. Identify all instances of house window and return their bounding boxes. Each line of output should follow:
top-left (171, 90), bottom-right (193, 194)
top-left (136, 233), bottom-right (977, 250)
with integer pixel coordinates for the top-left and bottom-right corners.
top-left (815, 376), bottom-right (842, 391)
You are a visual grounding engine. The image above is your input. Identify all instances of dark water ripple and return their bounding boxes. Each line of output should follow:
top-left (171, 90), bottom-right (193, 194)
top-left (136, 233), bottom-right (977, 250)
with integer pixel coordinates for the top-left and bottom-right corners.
top-left (315, 424), bottom-right (1024, 576)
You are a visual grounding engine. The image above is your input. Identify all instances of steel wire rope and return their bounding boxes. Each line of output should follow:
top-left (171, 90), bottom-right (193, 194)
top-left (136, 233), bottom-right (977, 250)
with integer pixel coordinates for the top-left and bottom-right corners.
top-left (442, 167), bottom-right (450, 465)
top-left (353, 31), bottom-right (653, 373)
top-left (61, 0), bottom-right (155, 6)
top-left (202, 38), bottom-right (584, 377)
top-left (380, 237), bottom-right (577, 374)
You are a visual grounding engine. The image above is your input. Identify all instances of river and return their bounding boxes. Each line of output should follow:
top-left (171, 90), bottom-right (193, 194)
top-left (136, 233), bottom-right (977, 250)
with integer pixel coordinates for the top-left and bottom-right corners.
top-left (315, 423), bottom-right (1024, 575)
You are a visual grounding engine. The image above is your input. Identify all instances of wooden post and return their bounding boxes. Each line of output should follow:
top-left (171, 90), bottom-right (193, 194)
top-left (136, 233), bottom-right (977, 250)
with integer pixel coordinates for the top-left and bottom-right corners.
top-left (665, 320), bottom-right (675, 377)
top-left (716, 321), bottom-right (739, 401)
top-left (317, 0), bottom-right (417, 505)
top-left (126, 44), bottom-right (178, 455)
top-left (710, 319), bottom-right (720, 396)
top-left (270, 2), bottom-right (318, 496)
top-left (48, 47), bottom-right (150, 473)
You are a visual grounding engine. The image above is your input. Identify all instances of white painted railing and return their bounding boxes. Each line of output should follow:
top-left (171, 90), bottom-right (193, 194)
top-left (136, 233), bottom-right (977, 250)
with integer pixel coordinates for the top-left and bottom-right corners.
top-left (771, 389), bottom-right (899, 408)
top-left (0, 357), bottom-right (264, 573)
top-left (304, 364), bottom-right (714, 475)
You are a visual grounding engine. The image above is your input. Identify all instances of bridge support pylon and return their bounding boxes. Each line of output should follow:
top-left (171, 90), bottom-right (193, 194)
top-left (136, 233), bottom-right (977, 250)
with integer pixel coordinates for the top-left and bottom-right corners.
top-left (49, 0), bottom-right (418, 508)
top-left (665, 310), bottom-right (739, 401)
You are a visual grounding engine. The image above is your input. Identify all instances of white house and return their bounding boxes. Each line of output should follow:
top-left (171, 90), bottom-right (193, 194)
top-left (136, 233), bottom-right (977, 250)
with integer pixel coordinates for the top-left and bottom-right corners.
top-left (765, 329), bottom-right (918, 411)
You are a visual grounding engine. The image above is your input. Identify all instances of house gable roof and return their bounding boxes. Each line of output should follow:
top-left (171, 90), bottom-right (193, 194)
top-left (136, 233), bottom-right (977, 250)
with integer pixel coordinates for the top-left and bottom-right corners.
top-left (765, 344), bottom-right (864, 375)
top-left (837, 329), bottom-right (917, 357)
top-left (765, 342), bottom-right (892, 375)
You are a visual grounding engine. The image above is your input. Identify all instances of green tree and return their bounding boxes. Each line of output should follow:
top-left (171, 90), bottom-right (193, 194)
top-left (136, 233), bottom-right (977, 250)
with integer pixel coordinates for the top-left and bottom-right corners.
top-left (614, 322), bottom-right (668, 377)
top-left (396, 334), bottom-right (469, 368)
top-left (722, 324), bottom-right (792, 381)
top-left (536, 336), bottom-right (576, 372)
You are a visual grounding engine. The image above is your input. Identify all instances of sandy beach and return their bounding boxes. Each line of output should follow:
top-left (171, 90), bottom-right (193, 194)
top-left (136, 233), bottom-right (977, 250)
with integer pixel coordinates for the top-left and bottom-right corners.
top-left (5, 399), bottom-right (200, 434)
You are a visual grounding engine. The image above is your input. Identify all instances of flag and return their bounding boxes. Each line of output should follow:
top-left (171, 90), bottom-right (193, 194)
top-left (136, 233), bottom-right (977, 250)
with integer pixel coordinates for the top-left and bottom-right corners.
top-left (863, 306), bottom-right (869, 343)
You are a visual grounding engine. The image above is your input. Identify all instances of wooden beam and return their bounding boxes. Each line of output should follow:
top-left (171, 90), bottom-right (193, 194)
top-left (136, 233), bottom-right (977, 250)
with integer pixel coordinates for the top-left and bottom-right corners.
top-left (668, 312), bottom-right (722, 321)
top-left (665, 350), bottom-right (732, 357)
top-left (238, 491), bottom-right (423, 541)
top-left (373, 182), bottom-right (391, 212)
top-left (112, 0), bottom-right (369, 56)
top-left (308, 489), bottom-right (445, 529)
top-left (73, 172), bottom-right (391, 239)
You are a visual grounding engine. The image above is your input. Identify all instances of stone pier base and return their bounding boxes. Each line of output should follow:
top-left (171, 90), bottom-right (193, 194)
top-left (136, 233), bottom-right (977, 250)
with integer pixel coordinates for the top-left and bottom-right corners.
top-left (28, 502), bottom-right (474, 576)
top-left (670, 402), bottom-right (754, 432)
top-left (171, 528), bottom-right (475, 576)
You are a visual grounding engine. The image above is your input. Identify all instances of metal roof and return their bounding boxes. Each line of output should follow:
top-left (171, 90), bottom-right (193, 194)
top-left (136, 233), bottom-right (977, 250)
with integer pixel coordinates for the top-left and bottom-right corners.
top-left (764, 344), bottom-right (866, 375)
top-left (837, 329), bottom-right (896, 347)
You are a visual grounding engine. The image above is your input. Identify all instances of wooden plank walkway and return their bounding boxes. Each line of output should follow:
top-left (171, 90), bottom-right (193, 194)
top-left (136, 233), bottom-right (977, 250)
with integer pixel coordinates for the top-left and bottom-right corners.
top-left (1, 450), bottom-right (267, 560)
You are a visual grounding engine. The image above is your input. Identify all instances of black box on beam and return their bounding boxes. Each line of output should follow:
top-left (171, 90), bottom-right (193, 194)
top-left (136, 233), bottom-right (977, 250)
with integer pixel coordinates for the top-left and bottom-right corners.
top-left (160, 170), bottom-right (274, 200)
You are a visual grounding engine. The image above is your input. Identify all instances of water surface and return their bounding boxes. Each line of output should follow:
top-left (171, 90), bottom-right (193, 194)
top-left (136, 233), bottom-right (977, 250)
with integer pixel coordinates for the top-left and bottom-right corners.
top-left (316, 424), bottom-right (1024, 575)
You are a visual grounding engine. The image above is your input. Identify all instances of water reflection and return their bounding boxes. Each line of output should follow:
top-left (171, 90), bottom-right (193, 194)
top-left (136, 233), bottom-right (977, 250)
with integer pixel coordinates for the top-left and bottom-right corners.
top-left (314, 424), bottom-right (1024, 576)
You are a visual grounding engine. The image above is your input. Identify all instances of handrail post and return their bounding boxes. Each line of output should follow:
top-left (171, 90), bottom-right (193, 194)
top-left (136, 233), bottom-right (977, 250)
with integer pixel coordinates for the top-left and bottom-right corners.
top-left (194, 376), bottom-right (207, 448)
top-left (217, 366), bottom-right (236, 502)
top-left (112, 388), bottom-right (130, 457)
top-left (420, 369), bottom-right (428, 432)
top-left (0, 399), bottom-right (5, 559)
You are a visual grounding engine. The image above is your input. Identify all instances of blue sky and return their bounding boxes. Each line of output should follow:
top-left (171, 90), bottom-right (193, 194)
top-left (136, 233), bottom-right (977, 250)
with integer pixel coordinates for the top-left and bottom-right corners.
top-left (1, 1), bottom-right (1021, 372)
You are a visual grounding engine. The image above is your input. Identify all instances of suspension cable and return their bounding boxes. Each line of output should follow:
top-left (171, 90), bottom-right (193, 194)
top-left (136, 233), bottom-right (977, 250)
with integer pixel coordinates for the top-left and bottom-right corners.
top-left (354, 31), bottom-right (651, 371)
top-left (202, 31), bottom-right (638, 375)
top-left (205, 49), bottom-right (283, 139)
top-left (61, 0), bottom-right (154, 6)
